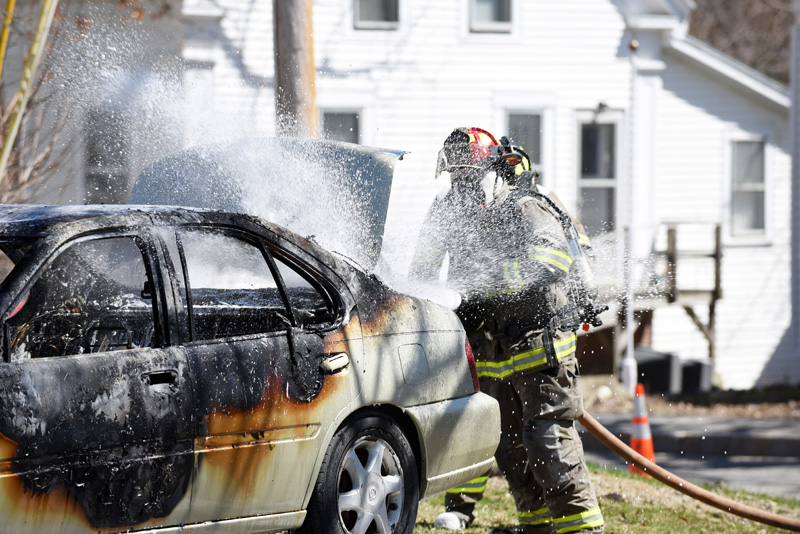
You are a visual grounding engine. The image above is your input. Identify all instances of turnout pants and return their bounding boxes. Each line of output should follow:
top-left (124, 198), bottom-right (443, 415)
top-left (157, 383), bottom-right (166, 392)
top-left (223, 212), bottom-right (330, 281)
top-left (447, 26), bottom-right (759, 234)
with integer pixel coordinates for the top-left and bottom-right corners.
top-left (445, 356), bottom-right (603, 533)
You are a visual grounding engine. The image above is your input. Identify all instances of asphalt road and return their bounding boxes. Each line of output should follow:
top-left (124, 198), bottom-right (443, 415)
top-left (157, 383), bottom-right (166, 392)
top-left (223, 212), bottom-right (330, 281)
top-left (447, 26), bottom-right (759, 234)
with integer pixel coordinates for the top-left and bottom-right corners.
top-left (584, 448), bottom-right (800, 500)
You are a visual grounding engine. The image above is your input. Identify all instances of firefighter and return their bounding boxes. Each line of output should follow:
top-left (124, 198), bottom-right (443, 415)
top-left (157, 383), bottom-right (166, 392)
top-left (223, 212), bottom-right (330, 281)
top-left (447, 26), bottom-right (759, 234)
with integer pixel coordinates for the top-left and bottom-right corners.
top-left (410, 127), bottom-right (604, 534)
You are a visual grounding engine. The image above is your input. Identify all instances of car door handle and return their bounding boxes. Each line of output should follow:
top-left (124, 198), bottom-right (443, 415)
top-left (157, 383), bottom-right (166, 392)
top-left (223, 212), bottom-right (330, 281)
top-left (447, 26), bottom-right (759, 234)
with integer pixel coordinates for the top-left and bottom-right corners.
top-left (320, 353), bottom-right (349, 374)
top-left (143, 369), bottom-right (178, 386)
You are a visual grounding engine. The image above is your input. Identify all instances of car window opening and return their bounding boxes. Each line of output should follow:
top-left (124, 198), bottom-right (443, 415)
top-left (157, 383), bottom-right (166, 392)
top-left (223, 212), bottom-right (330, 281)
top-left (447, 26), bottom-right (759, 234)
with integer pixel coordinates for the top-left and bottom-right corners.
top-left (5, 236), bottom-right (158, 359)
top-left (271, 251), bottom-right (339, 330)
top-left (177, 230), bottom-right (294, 342)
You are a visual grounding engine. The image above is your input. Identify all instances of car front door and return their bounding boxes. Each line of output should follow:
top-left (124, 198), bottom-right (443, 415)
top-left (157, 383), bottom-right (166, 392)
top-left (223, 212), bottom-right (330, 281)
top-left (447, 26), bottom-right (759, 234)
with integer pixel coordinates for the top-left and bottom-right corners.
top-left (162, 227), bottom-right (358, 524)
top-left (0, 232), bottom-right (194, 533)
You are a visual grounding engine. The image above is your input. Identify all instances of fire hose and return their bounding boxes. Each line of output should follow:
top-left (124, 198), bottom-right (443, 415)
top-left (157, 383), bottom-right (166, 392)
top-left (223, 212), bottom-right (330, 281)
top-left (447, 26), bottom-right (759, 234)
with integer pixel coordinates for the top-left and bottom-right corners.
top-left (579, 411), bottom-right (800, 532)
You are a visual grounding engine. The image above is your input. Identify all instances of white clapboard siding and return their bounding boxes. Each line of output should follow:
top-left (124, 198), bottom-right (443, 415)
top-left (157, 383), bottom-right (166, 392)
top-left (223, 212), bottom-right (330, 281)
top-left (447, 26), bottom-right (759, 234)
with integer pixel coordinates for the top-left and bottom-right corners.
top-left (183, 0), bottom-right (795, 388)
top-left (652, 48), bottom-right (793, 387)
top-left (24, 0), bottom-right (790, 387)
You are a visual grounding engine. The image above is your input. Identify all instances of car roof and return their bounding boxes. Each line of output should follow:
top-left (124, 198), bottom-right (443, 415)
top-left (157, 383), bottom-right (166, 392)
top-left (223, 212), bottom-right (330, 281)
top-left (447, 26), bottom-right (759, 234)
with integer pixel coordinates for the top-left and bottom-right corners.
top-left (0, 204), bottom-right (355, 283)
top-left (0, 204), bottom-right (223, 237)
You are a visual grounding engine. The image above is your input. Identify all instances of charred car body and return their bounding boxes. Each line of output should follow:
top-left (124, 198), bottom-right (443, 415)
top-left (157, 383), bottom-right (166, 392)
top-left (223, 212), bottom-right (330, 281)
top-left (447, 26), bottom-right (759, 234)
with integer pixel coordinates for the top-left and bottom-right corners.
top-left (0, 204), bottom-right (500, 533)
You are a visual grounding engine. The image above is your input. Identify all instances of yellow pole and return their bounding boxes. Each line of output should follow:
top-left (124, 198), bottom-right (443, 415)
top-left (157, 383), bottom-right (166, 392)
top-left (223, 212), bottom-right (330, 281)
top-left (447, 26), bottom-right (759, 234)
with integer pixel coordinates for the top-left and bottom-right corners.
top-left (0, 0), bottom-right (17, 84)
top-left (0, 0), bottom-right (59, 183)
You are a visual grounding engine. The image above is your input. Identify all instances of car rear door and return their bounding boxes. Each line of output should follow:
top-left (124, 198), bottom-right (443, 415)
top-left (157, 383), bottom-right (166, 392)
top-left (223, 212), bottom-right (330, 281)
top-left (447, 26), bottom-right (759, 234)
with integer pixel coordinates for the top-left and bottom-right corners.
top-left (0, 231), bottom-right (194, 533)
top-left (161, 226), bottom-right (359, 523)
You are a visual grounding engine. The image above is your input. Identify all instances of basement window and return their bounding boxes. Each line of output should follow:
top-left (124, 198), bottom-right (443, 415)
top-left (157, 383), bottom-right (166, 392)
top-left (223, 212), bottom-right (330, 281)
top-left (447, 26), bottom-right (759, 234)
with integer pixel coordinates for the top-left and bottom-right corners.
top-left (731, 140), bottom-right (765, 236)
top-left (322, 111), bottom-right (360, 144)
top-left (471, 0), bottom-right (512, 33)
top-left (354, 0), bottom-right (399, 30)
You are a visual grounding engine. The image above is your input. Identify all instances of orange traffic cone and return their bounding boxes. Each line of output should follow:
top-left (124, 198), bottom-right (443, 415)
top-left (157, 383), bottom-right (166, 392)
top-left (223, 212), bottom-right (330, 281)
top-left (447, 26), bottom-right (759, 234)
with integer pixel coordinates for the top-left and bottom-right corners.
top-left (629, 382), bottom-right (655, 476)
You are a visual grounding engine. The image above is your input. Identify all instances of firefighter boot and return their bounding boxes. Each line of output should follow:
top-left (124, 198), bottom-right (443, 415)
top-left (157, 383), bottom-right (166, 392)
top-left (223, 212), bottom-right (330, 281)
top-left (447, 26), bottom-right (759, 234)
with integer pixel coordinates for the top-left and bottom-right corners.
top-left (434, 511), bottom-right (470, 530)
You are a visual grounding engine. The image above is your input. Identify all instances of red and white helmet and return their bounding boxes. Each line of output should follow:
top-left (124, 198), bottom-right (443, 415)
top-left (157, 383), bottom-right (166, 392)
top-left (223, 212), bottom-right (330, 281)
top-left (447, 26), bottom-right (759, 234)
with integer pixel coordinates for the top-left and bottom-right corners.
top-left (435, 127), bottom-right (502, 178)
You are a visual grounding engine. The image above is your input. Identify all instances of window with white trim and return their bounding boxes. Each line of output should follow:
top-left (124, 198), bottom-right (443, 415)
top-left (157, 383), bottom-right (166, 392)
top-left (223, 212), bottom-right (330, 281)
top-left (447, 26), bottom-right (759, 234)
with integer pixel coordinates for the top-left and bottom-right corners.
top-left (354, 0), bottom-right (399, 29)
top-left (85, 108), bottom-right (129, 204)
top-left (578, 121), bottom-right (617, 237)
top-left (730, 139), bottom-right (765, 236)
top-left (470, 0), bottom-right (512, 33)
top-left (321, 111), bottom-right (360, 144)
top-left (507, 112), bottom-right (542, 180)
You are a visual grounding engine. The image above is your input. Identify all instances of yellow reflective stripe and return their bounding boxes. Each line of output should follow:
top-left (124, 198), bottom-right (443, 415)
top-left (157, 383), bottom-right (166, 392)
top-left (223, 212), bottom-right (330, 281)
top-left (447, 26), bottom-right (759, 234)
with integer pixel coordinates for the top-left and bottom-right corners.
top-left (529, 246), bottom-right (572, 274)
top-left (519, 507), bottom-right (552, 526)
top-left (536, 246), bottom-right (572, 264)
top-left (514, 334), bottom-right (575, 365)
top-left (411, 246), bottom-right (445, 269)
top-left (531, 253), bottom-right (571, 272)
top-left (446, 475), bottom-right (489, 494)
top-left (411, 256), bottom-right (442, 267)
top-left (411, 246), bottom-right (443, 259)
top-left (505, 349), bottom-right (549, 374)
top-left (553, 507), bottom-right (604, 533)
top-left (503, 259), bottom-right (525, 291)
top-left (578, 233), bottom-right (591, 247)
top-left (475, 334), bottom-right (576, 378)
top-left (475, 360), bottom-right (516, 379)
top-left (554, 334), bottom-right (577, 359)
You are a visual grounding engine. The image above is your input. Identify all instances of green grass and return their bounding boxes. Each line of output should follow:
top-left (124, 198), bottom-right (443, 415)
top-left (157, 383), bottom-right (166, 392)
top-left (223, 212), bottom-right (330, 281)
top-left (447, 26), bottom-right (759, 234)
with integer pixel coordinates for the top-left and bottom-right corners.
top-left (414, 464), bottom-right (800, 533)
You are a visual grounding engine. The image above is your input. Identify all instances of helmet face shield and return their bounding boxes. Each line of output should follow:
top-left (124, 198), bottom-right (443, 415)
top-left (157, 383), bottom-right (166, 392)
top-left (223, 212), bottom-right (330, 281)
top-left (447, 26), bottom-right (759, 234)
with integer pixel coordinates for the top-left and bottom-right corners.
top-left (435, 146), bottom-right (449, 178)
top-left (500, 153), bottom-right (523, 167)
top-left (436, 127), bottom-right (502, 178)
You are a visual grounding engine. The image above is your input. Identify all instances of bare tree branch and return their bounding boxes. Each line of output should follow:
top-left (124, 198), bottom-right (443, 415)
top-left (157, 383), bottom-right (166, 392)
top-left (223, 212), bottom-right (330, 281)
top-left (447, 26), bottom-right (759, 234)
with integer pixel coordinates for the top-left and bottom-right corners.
top-left (689, 0), bottom-right (793, 84)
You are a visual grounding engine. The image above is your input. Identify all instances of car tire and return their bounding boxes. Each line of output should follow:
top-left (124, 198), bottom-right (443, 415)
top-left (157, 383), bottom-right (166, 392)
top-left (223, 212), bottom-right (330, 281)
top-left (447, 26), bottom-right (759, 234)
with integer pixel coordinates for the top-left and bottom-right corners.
top-left (299, 410), bottom-right (419, 534)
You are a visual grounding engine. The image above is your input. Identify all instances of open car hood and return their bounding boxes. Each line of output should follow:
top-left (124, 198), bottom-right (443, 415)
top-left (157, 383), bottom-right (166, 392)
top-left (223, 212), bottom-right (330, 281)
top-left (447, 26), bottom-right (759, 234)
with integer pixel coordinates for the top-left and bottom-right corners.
top-left (129, 137), bottom-right (404, 271)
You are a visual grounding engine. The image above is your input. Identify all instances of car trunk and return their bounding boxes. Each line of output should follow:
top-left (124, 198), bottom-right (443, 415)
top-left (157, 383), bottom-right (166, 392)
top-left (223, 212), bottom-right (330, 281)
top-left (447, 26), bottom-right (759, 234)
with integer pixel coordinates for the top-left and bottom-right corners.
top-left (129, 138), bottom-right (404, 272)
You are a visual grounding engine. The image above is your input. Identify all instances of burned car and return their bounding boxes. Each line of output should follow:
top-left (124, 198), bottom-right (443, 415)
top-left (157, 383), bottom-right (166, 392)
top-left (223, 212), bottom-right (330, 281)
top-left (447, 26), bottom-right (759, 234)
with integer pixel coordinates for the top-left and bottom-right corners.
top-left (0, 204), bottom-right (500, 533)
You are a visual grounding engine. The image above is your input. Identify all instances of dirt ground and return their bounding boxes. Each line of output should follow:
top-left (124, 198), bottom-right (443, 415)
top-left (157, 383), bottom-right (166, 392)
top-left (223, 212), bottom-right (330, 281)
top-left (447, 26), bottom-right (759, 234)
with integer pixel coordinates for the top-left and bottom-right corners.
top-left (580, 375), bottom-right (800, 420)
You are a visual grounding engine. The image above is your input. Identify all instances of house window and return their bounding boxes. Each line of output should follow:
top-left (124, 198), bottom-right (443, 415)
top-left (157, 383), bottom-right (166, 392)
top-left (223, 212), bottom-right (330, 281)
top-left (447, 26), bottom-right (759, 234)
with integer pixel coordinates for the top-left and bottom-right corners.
top-left (578, 122), bottom-right (616, 237)
top-left (731, 140), bottom-right (765, 236)
top-left (471, 0), bottom-right (512, 33)
top-left (507, 113), bottom-right (542, 181)
top-left (85, 108), bottom-right (129, 204)
top-left (355, 0), bottom-right (399, 29)
top-left (322, 111), bottom-right (360, 144)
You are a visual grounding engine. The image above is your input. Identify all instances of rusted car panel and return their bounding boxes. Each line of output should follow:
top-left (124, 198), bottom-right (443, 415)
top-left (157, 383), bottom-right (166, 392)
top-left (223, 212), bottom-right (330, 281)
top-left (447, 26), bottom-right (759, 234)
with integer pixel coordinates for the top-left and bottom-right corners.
top-left (0, 348), bottom-right (195, 532)
top-left (0, 205), bottom-right (499, 533)
top-left (184, 338), bottom-right (360, 523)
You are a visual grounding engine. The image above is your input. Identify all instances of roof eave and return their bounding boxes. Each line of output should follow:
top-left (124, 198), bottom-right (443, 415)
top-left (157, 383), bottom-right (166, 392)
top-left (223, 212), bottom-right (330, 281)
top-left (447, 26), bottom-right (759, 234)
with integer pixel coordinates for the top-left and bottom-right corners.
top-left (666, 35), bottom-right (791, 111)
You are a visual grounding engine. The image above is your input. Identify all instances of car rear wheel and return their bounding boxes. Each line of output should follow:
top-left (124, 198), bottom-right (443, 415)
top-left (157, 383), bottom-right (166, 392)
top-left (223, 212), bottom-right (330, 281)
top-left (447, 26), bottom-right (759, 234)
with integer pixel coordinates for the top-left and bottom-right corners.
top-left (299, 411), bottom-right (419, 534)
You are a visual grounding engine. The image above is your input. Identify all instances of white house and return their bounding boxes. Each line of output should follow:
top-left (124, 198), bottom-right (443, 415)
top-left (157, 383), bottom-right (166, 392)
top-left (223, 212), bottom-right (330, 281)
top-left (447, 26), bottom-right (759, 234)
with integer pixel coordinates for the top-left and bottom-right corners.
top-left (11, 0), bottom-right (797, 389)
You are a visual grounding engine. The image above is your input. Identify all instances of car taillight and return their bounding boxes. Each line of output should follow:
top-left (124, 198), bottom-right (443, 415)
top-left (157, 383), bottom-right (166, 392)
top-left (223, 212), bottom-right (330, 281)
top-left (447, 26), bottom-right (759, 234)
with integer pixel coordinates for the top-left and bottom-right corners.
top-left (465, 336), bottom-right (480, 392)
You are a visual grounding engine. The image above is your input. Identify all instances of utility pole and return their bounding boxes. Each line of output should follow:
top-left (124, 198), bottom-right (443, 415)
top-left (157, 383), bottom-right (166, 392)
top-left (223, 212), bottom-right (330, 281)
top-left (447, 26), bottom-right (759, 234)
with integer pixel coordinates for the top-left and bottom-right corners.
top-left (792, 0), bottom-right (800, 354)
top-left (273, 0), bottom-right (318, 138)
top-left (620, 38), bottom-right (639, 397)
